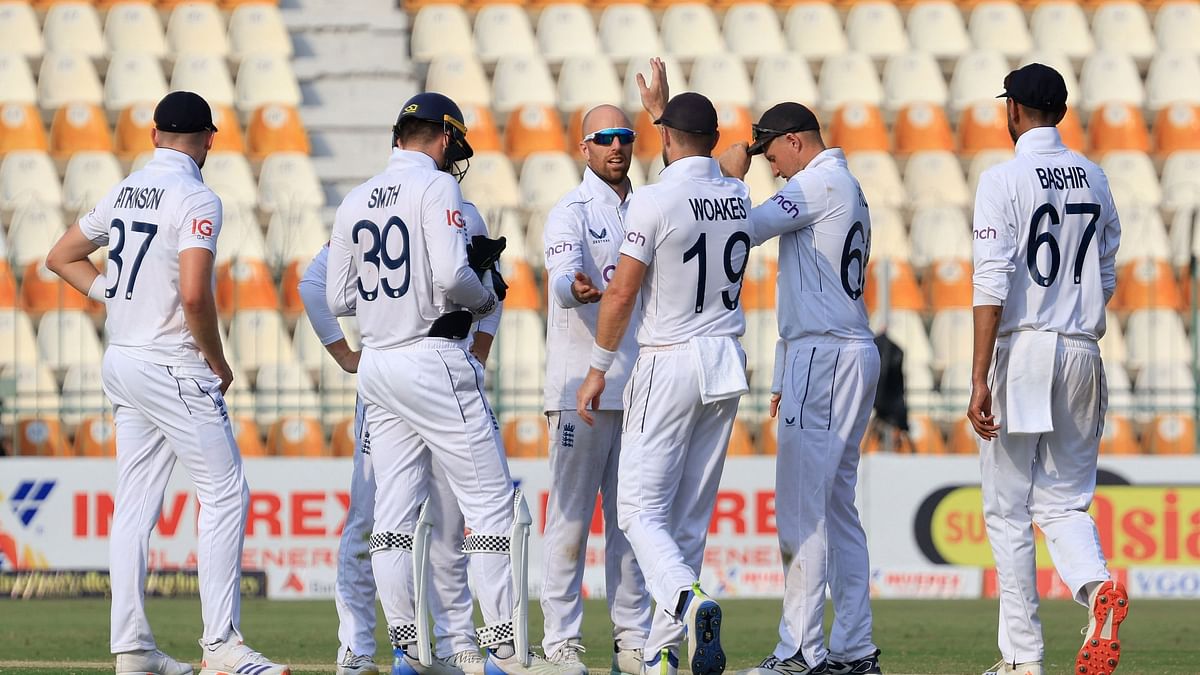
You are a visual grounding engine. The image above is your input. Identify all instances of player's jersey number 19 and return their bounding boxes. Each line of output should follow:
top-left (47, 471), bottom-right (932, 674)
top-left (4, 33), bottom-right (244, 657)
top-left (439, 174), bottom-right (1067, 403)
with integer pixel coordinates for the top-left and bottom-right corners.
top-left (682, 231), bottom-right (751, 313)
top-left (106, 218), bottom-right (159, 300)
top-left (353, 216), bottom-right (411, 301)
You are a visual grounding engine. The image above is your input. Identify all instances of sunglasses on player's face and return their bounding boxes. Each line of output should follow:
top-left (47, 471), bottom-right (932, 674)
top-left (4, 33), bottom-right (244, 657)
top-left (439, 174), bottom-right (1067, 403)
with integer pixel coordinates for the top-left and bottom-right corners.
top-left (584, 127), bottom-right (637, 146)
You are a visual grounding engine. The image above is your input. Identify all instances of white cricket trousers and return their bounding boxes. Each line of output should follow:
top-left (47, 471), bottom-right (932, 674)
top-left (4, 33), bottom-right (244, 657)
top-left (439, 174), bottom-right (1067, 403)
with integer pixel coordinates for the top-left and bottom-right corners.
top-left (541, 410), bottom-right (651, 656)
top-left (773, 339), bottom-right (880, 667)
top-left (616, 345), bottom-right (741, 657)
top-left (102, 346), bottom-right (248, 653)
top-left (358, 339), bottom-right (516, 650)
top-left (982, 336), bottom-right (1111, 665)
top-left (333, 398), bottom-right (479, 660)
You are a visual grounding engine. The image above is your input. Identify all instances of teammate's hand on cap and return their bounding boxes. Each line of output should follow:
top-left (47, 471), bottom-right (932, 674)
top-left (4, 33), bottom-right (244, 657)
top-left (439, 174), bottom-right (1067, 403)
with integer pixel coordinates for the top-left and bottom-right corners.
top-left (571, 271), bottom-right (602, 304)
top-left (718, 142), bottom-right (752, 180)
top-left (769, 392), bottom-right (782, 419)
top-left (637, 57), bottom-right (669, 121)
top-left (968, 382), bottom-right (999, 440)
top-left (576, 369), bottom-right (606, 426)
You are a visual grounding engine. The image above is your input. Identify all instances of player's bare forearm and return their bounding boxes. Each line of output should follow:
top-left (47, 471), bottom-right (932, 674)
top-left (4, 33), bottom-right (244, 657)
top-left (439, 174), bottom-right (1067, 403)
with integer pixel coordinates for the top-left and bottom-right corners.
top-left (323, 338), bottom-right (360, 373)
top-left (180, 248), bottom-right (233, 389)
top-left (971, 305), bottom-right (1001, 386)
top-left (593, 258), bottom-right (644, 351)
top-left (45, 224), bottom-right (102, 297)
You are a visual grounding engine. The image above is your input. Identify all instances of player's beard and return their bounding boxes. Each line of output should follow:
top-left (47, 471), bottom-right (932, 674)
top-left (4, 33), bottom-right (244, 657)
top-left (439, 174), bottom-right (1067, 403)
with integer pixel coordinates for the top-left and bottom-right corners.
top-left (591, 151), bottom-right (630, 187)
top-left (1007, 115), bottom-right (1019, 144)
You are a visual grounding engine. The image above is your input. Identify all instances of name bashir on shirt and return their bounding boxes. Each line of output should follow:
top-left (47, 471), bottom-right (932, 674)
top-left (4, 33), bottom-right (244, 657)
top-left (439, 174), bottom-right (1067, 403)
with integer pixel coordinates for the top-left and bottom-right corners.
top-left (688, 196), bottom-right (747, 222)
top-left (1035, 166), bottom-right (1090, 191)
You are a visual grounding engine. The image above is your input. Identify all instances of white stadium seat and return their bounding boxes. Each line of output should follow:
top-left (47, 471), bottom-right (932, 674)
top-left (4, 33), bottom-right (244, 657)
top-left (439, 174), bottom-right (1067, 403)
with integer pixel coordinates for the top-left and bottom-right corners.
top-left (491, 53), bottom-right (556, 115)
top-left (909, 206), bottom-right (972, 269)
top-left (660, 3), bottom-right (725, 59)
top-left (1101, 151), bottom-right (1162, 210)
top-left (474, 4), bottom-right (536, 64)
top-left (0, 363), bottom-right (62, 421)
top-left (907, 1), bottom-right (970, 62)
top-left (203, 151), bottom-right (258, 213)
top-left (1125, 309), bottom-right (1192, 370)
top-left (783, 3), bottom-right (847, 62)
top-left (968, 1), bottom-right (1031, 59)
top-left (425, 54), bottom-right (492, 109)
top-left (930, 308), bottom-right (975, 373)
top-left (104, 2), bottom-right (167, 58)
top-left (1134, 362), bottom-right (1196, 416)
top-left (257, 152), bottom-right (324, 214)
top-left (62, 151), bottom-right (122, 215)
top-left (753, 53), bottom-right (820, 115)
top-left (845, 1), bottom-right (909, 61)
top-left (537, 3), bottom-right (599, 63)
top-left (166, 2), bottom-right (229, 57)
top-left (1113, 205), bottom-right (1170, 265)
top-left (254, 362), bottom-right (320, 426)
top-left (215, 205), bottom-right (267, 266)
top-left (0, 53), bottom-right (37, 105)
top-left (967, 150), bottom-right (1014, 203)
top-left (818, 52), bottom-right (883, 110)
top-left (557, 55), bottom-right (622, 114)
top-left (61, 362), bottom-right (106, 425)
top-left (1091, 1), bottom-right (1155, 65)
top-left (264, 208), bottom-right (328, 271)
top-left (0, 151), bottom-right (62, 213)
top-left (598, 4), bottom-right (662, 63)
top-left (229, 309), bottom-right (297, 372)
top-left (1146, 52), bottom-right (1200, 112)
top-left (42, 2), bottom-right (104, 60)
top-left (519, 152), bottom-right (580, 209)
top-left (171, 53), bottom-right (236, 108)
top-left (950, 50), bottom-right (1010, 114)
top-left (491, 309), bottom-right (545, 412)
top-left (235, 54), bottom-right (302, 116)
top-left (0, 2), bottom-right (44, 60)
top-left (1079, 52), bottom-right (1145, 113)
top-left (459, 152), bottom-right (519, 210)
top-left (868, 207), bottom-right (913, 263)
top-left (1161, 151), bottom-right (1200, 214)
top-left (904, 151), bottom-right (969, 210)
top-left (410, 4), bottom-right (472, 62)
top-left (0, 310), bottom-right (38, 370)
top-left (104, 52), bottom-right (168, 113)
top-left (689, 54), bottom-right (753, 108)
top-left (1030, 1), bottom-right (1094, 62)
top-left (846, 152), bottom-right (905, 210)
top-left (228, 3), bottom-right (293, 61)
top-left (882, 51), bottom-right (948, 112)
top-left (38, 52), bottom-right (103, 111)
top-left (723, 3), bottom-right (785, 59)
top-left (1156, 1), bottom-right (1200, 55)
top-left (7, 206), bottom-right (65, 267)
top-left (874, 309), bottom-right (933, 372)
top-left (36, 309), bottom-right (102, 372)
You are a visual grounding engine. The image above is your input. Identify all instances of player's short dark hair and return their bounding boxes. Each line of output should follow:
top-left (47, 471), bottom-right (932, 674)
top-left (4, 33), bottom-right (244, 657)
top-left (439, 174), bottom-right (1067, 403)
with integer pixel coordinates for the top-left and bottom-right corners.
top-left (395, 116), bottom-right (444, 147)
top-left (666, 127), bottom-right (718, 155)
top-left (1018, 101), bottom-right (1067, 127)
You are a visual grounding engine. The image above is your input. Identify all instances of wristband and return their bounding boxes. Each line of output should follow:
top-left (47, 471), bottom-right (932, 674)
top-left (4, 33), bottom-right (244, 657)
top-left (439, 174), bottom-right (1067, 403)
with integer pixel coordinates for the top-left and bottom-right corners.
top-left (590, 343), bottom-right (616, 372)
top-left (87, 275), bottom-right (107, 302)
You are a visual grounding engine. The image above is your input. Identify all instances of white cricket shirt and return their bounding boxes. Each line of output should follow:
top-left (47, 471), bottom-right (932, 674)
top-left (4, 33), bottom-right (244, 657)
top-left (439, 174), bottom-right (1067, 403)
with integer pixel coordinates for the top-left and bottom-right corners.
top-left (972, 127), bottom-right (1121, 340)
top-left (326, 149), bottom-right (498, 350)
top-left (749, 148), bottom-right (874, 342)
top-left (79, 148), bottom-right (222, 365)
top-left (543, 168), bottom-right (639, 411)
top-left (619, 156), bottom-right (751, 346)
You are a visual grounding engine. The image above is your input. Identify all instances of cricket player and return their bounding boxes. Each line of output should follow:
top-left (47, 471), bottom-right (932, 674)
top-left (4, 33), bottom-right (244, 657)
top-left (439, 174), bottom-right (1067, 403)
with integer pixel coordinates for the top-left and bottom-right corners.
top-left (45, 91), bottom-right (289, 675)
top-left (715, 101), bottom-right (881, 675)
top-left (541, 104), bottom-right (652, 673)
top-left (967, 64), bottom-right (1127, 675)
top-left (577, 86), bottom-right (751, 675)
top-left (300, 205), bottom-right (502, 675)
top-left (325, 92), bottom-right (562, 675)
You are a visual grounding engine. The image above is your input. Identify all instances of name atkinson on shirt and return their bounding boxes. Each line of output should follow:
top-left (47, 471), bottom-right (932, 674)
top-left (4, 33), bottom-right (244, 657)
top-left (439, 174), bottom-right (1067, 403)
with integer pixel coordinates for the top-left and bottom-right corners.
top-left (113, 186), bottom-right (165, 210)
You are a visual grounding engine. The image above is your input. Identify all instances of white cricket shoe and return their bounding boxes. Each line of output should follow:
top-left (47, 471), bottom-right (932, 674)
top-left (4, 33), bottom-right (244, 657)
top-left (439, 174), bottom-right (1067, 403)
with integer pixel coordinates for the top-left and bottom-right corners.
top-left (116, 648), bottom-right (193, 675)
top-left (198, 638), bottom-right (289, 675)
top-left (641, 649), bottom-right (677, 675)
top-left (612, 646), bottom-right (643, 675)
top-left (337, 647), bottom-right (379, 675)
top-left (982, 661), bottom-right (1042, 675)
top-left (392, 648), bottom-right (465, 675)
top-left (447, 650), bottom-right (486, 675)
top-left (484, 650), bottom-right (578, 675)
top-left (682, 584), bottom-right (725, 675)
top-left (546, 640), bottom-right (587, 675)
top-left (743, 653), bottom-right (828, 675)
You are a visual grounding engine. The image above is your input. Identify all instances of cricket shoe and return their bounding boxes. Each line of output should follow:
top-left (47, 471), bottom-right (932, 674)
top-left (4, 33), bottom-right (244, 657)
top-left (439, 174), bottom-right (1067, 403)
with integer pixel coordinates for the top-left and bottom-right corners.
top-left (828, 649), bottom-right (881, 674)
top-left (116, 648), bottom-right (193, 675)
top-left (546, 640), bottom-right (588, 675)
top-left (642, 649), bottom-right (678, 675)
top-left (1076, 580), bottom-right (1129, 675)
top-left (446, 650), bottom-right (486, 675)
top-left (742, 652), bottom-right (829, 675)
top-left (612, 644), bottom-right (643, 675)
top-left (198, 639), bottom-right (289, 675)
top-left (484, 649), bottom-right (579, 675)
top-left (337, 648), bottom-right (379, 675)
top-left (682, 583), bottom-right (725, 675)
top-left (982, 661), bottom-right (1041, 675)
top-left (392, 648), bottom-right (465, 675)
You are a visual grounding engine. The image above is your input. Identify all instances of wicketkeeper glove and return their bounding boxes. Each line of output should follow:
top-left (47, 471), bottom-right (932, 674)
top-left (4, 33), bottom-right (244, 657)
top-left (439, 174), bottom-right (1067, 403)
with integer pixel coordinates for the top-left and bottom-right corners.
top-left (467, 235), bottom-right (506, 272)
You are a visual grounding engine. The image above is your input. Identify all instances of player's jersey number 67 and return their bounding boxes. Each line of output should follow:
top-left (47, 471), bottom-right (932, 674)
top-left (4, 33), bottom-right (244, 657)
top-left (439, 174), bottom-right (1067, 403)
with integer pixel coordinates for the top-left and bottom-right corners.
top-left (106, 218), bottom-right (158, 300)
top-left (1027, 201), bottom-right (1100, 287)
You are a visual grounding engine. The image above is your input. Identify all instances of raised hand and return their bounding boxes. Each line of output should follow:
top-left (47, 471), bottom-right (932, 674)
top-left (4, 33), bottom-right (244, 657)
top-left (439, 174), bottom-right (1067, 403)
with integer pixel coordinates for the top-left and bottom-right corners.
top-left (636, 57), bottom-right (669, 120)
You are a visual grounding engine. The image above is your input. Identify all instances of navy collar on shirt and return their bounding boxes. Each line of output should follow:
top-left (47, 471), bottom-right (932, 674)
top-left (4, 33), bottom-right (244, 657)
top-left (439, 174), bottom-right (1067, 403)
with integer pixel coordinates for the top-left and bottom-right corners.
top-left (1015, 126), bottom-right (1066, 155)
top-left (147, 147), bottom-right (203, 180)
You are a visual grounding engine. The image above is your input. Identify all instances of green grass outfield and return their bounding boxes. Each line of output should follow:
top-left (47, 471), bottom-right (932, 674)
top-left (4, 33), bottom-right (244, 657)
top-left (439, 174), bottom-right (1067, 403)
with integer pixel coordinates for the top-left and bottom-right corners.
top-left (0, 598), bottom-right (1195, 674)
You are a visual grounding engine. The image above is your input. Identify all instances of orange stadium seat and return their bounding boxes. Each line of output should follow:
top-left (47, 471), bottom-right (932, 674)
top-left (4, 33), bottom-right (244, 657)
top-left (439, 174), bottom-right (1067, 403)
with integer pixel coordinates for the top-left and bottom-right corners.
top-left (894, 103), bottom-right (954, 155)
top-left (74, 415), bottom-right (117, 457)
top-left (1099, 415), bottom-right (1139, 455)
top-left (0, 104), bottom-right (48, 155)
top-left (758, 417), bottom-right (777, 455)
top-left (246, 104), bottom-right (309, 161)
top-left (1144, 414), bottom-right (1196, 455)
top-left (221, 0), bottom-right (282, 9)
top-left (0, 261), bottom-right (17, 308)
top-left (1059, 107), bottom-right (1087, 153)
top-left (864, 260), bottom-right (925, 314)
top-left (266, 416), bottom-right (327, 457)
top-left (740, 257), bottom-right (777, 311)
top-left (210, 105), bottom-right (246, 154)
top-left (1153, 103), bottom-right (1200, 156)
top-left (279, 260), bottom-right (307, 319)
top-left (828, 103), bottom-right (890, 155)
top-left (330, 417), bottom-right (356, 457)
top-left (565, 108), bottom-right (585, 150)
top-left (500, 258), bottom-right (541, 311)
top-left (216, 258), bottom-right (280, 317)
top-left (20, 260), bottom-right (91, 317)
top-left (232, 416), bottom-right (268, 456)
top-left (462, 103), bottom-right (502, 154)
top-left (925, 259), bottom-right (974, 310)
top-left (727, 419), bottom-right (756, 456)
top-left (1115, 259), bottom-right (1184, 312)
top-left (14, 417), bottom-right (71, 457)
top-left (958, 101), bottom-right (1010, 155)
top-left (1088, 102), bottom-right (1150, 154)
top-left (504, 104), bottom-right (568, 162)
top-left (633, 110), bottom-right (664, 163)
top-left (114, 102), bottom-right (156, 160)
top-left (503, 415), bottom-right (548, 458)
top-left (713, 104), bottom-right (753, 157)
top-left (909, 415), bottom-right (948, 455)
top-left (948, 418), bottom-right (980, 455)
top-left (49, 103), bottom-right (113, 161)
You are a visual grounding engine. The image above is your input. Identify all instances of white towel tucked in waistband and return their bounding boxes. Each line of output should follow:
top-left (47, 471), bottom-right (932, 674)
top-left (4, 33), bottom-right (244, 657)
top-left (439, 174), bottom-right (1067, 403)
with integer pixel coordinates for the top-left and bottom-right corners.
top-left (1006, 330), bottom-right (1058, 435)
top-left (690, 335), bottom-right (749, 405)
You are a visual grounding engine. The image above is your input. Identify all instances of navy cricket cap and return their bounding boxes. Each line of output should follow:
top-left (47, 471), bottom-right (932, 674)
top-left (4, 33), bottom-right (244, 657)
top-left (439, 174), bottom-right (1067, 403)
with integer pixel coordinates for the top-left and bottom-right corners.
top-left (654, 92), bottom-right (719, 135)
top-left (997, 63), bottom-right (1068, 112)
top-left (747, 102), bottom-right (821, 155)
top-left (153, 91), bottom-right (217, 134)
